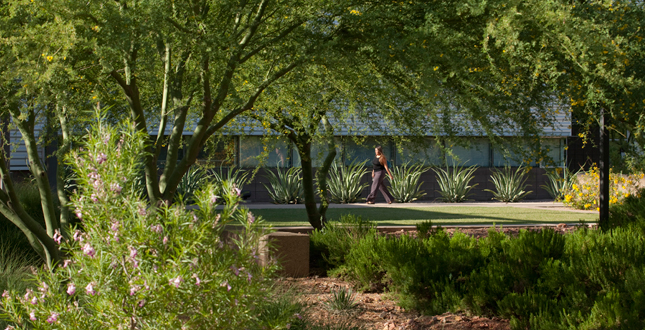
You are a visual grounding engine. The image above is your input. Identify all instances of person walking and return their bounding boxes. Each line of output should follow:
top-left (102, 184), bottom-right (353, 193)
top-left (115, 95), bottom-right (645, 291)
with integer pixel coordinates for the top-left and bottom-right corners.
top-left (366, 146), bottom-right (395, 204)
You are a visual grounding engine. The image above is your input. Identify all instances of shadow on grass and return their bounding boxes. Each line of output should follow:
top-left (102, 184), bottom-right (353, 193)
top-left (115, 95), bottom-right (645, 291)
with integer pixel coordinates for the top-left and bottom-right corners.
top-left (248, 207), bottom-right (598, 227)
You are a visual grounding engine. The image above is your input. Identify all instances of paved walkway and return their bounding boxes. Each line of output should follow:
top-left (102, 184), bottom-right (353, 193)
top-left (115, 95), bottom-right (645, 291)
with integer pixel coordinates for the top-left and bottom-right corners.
top-left (240, 200), bottom-right (596, 214)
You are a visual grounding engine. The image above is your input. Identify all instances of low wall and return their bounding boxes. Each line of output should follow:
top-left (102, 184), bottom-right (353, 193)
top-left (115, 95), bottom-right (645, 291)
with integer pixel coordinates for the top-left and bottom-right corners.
top-left (242, 167), bottom-right (554, 203)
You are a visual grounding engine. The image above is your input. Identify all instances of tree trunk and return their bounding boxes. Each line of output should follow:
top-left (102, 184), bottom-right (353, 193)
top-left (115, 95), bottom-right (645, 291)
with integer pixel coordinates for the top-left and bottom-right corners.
top-left (316, 141), bottom-right (337, 225)
top-left (56, 105), bottom-right (71, 235)
top-left (599, 108), bottom-right (610, 230)
top-left (297, 140), bottom-right (323, 230)
top-left (15, 119), bottom-right (59, 237)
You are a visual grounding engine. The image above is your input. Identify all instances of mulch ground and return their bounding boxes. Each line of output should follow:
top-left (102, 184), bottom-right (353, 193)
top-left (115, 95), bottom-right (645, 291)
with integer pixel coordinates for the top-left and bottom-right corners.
top-left (278, 276), bottom-right (510, 330)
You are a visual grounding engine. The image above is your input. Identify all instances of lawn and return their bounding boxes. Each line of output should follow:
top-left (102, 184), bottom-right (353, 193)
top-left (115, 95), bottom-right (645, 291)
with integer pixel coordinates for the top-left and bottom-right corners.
top-left (249, 206), bottom-right (598, 227)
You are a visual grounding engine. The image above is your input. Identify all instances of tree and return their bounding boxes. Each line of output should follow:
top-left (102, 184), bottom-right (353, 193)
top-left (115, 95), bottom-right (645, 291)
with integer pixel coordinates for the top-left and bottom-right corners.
top-left (48, 0), bottom-right (379, 207)
top-left (0, 0), bottom-right (95, 267)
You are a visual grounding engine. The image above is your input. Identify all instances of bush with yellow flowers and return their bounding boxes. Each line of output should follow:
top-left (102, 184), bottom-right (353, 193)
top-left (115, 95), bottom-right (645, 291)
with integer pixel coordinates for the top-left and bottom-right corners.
top-left (562, 166), bottom-right (644, 210)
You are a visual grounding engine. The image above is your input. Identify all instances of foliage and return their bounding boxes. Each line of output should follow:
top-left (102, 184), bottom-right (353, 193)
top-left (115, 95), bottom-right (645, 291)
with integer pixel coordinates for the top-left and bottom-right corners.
top-left (309, 215), bottom-right (377, 273)
top-left (432, 164), bottom-right (479, 203)
top-left (563, 166), bottom-right (644, 210)
top-left (211, 166), bottom-right (250, 194)
top-left (327, 161), bottom-right (370, 204)
top-left (325, 288), bottom-right (358, 312)
top-left (0, 122), bottom-right (282, 329)
top-left (608, 189), bottom-right (645, 231)
top-left (321, 211), bottom-right (645, 330)
top-left (484, 166), bottom-right (533, 203)
top-left (540, 168), bottom-right (579, 201)
top-left (174, 166), bottom-right (208, 204)
top-left (388, 163), bottom-right (428, 203)
top-left (263, 167), bottom-right (304, 204)
top-left (0, 241), bottom-right (36, 330)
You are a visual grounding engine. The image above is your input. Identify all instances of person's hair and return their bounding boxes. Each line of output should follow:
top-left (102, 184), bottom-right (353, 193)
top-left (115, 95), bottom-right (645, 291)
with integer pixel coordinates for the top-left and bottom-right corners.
top-left (375, 146), bottom-right (383, 155)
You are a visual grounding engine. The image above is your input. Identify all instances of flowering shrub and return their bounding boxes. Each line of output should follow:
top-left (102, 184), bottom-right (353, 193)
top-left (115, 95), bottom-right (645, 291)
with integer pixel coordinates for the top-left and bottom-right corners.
top-left (563, 165), bottom-right (644, 210)
top-left (0, 122), bottom-right (283, 329)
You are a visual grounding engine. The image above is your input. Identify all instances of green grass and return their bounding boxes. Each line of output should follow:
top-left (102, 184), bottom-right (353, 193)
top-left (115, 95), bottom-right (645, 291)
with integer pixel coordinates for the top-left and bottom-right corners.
top-left (250, 206), bottom-right (597, 226)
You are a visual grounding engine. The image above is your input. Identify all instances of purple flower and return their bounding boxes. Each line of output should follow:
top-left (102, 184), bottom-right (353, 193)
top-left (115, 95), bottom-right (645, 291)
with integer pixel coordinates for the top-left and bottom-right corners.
top-left (234, 187), bottom-right (241, 196)
top-left (169, 276), bottom-right (183, 288)
top-left (73, 230), bottom-right (83, 242)
top-left (67, 283), bottom-right (76, 296)
top-left (2, 290), bottom-right (9, 298)
top-left (138, 206), bottom-right (147, 217)
top-left (53, 229), bottom-right (63, 244)
top-left (150, 224), bottom-right (163, 234)
top-left (82, 243), bottom-right (95, 258)
top-left (110, 183), bottom-right (122, 194)
top-left (113, 233), bottom-right (120, 242)
top-left (85, 282), bottom-right (97, 296)
top-left (30, 296), bottom-right (38, 305)
top-left (220, 281), bottom-right (231, 291)
top-left (192, 274), bottom-right (201, 286)
top-left (230, 265), bottom-right (239, 276)
top-left (90, 194), bottom-right (99, 202)
top-left (129, 247), bottom-right (138, 259)
top-left (63, 260), bottom-right (72, 268)
top-left (130, 285), bottom-right (140, 296)
top-left (247, 213), bottom-right (255, 224)
top-left (210, 194), bottom-right (219, 205)
top-left (96, 153), bottom-right (107, 165)
top-left (162, 236), bottom-right (168, 245)
top-left (110, 221), bottom-right (119, 232)
top-left (29, 311), bottom-right (36, 321)
top-left (247, 272), bottom-right (253, 283)
top-left (75, 209), bottom-right (83, 220)
top-left (138, 300), bottom-right (146, 308)
top-left (39, 282), bottom-right (49, 293)
top-left (294, 313), bottom-right (302, 320)
top-left (46, 312), bottom-right (59, 324)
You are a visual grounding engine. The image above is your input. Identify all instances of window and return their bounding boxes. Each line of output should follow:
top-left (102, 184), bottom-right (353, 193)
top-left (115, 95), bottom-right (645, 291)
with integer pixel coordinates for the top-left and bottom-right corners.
top-left (492, 139), bottom-right (536, 167)
top-left (541, 138), bottom-right (565, 167)
top-left (447, 139), bottom-right (490, 167)
top-left (292, 139), bottom-right (341, 167)
top-left (396, 138), bottom-right (443, 166)
top-left (343, 137), bottom-right (391, 166)
top-left (239, 136), bottom-right (291, 167)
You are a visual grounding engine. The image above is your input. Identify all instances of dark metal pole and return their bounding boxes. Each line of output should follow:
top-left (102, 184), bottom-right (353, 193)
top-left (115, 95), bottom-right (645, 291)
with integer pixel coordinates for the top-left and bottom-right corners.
top-left (599, 108), bottom-right (610, 229)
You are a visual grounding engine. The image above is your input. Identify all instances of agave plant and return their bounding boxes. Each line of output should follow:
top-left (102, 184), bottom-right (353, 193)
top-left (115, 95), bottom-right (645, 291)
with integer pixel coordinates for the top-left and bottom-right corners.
top-left (211, 165), bottom-right (250, 190)
top-left (432, 163), bottom-right (479, 202)
top-left (327, 160), bottom-right (369, 203)
top-left (175, 166), bottom-right (208, 204)
top-left (541, 167), bottom-right (579, 201)
top-left (263, 166), bottom-right (304, 204)
top-left (388, 162), bottom-right (429, 202)
top-left (484, 165), bottom-right (533, 202)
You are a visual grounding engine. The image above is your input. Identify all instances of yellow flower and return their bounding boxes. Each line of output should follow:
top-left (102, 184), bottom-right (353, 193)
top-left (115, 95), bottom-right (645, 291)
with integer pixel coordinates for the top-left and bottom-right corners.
top-left (584, 203), bottom-right (591, 209)
top-left (46, 56), bottom-right (53, 62)
top-left (572, 184), bottom-right (579, 191)
top-left (564, 195), bottom-right (573, 203)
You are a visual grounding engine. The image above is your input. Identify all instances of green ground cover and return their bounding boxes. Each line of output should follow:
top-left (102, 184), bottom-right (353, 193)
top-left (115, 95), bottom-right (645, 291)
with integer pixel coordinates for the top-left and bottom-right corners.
top-left (249, 206), bottom-right (598, 226)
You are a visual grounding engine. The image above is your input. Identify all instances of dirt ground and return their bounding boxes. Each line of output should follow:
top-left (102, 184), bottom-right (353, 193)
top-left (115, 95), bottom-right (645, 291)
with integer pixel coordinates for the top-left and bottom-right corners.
top-left (279, 276), bottom-right (509, 330)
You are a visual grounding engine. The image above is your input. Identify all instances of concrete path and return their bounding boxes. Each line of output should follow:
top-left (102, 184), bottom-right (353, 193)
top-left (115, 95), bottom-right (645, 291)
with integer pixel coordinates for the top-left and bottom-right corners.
top-left (239, 200), bottom-right (596, 214)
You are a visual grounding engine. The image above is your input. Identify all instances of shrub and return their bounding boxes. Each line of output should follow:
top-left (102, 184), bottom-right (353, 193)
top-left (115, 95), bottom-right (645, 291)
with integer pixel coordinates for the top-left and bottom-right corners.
top-left (608, 188), bottom-right (645, 231)
top-left (327, 161), bottom-right (369, 203)
top-left (174, 166), bottom-right (208, 204)
top-left (0, 121), bottom-right (283, 329)
top-left (540, 167), bottom-right (578, 201)
top-left (310, 215), bottom-right (377, 273)
top-left (563, 166), bottom-right (644, 210)
top-left (432, 163), bottom-right (479, 202)
top-left (0, 241), bottom-right (36, 330)
top-left (263, 166), bottom-right (304, 204)
top-left (388, 162), bottom-right (428, 203)
top-left (484, 166), bottom-right (533, 202)
top-left (211, 165), bottom-right (250, 193)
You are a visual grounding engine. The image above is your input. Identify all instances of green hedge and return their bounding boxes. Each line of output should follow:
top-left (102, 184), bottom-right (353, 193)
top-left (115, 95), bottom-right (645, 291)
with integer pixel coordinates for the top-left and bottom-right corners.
top-left (313, 196), bottom-right (645, 329)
